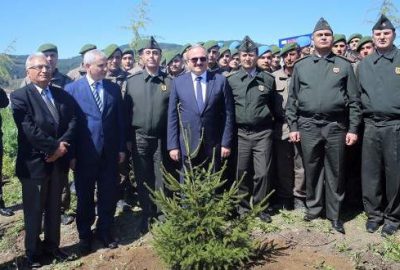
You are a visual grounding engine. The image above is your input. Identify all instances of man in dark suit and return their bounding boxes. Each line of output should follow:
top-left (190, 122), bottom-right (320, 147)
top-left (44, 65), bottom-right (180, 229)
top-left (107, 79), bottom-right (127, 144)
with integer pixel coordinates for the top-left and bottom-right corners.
top-left (167, 44), bottom-right (234, 172)
top-left (11, 53), bottom-right (77, 268)
top-left (65, 49), bottom-right (126, 253)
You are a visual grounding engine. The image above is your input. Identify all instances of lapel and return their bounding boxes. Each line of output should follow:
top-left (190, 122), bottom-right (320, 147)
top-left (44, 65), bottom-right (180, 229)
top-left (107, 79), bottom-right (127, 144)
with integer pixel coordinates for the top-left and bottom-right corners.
top-left (203, 71), bottom-right (215, 113)
top-left (28, 83), bottom-right (57, 125)
top-left (184, 73), bottom-right (200, 113)
top-left (82, 78), bottom-right (102, 117)
top-left (49, 85), bottom-right (62, 116)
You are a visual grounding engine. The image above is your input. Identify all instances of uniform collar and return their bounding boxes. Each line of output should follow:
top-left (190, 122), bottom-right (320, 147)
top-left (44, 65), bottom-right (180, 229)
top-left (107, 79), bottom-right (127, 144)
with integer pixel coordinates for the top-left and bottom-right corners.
top-left (372, 45), bottom-right (398, 63)
top-left (238, 67), bottom-right (258, 80)
top-left (143, 68), bottom-right (163, 81)
top-left (274, 68), bottom-right (290, 80)
top-left (311, 52), bottom-right (336, 63)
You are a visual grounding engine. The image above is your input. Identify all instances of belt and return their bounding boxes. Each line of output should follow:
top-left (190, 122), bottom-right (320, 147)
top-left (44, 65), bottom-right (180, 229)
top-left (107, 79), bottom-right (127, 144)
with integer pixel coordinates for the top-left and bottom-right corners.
top-left (299, 112), bottom-right (346, 122)
top-left (237, 124), bottom-right (271, 133)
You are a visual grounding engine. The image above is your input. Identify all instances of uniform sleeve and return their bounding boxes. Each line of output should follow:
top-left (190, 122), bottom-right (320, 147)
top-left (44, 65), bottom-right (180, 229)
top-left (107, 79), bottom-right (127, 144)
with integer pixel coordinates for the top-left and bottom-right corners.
top-left (346, 63), bottom-right (362, 134)
top-left (285, 66), bottom-right (300, 132)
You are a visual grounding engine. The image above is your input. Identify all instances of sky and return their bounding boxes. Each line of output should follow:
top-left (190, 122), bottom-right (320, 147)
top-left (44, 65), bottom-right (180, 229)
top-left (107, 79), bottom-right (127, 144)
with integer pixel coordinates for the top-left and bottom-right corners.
top-left (0, 0), bottom-right (398, 58)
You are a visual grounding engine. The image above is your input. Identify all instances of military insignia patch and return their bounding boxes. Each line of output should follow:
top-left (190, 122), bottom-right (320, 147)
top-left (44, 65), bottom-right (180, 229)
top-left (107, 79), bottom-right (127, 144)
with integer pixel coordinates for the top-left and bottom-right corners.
top-left (395, 67), bottom-right (400, 74)
top-left (333, 67), bottom-right (340, 73)
top-left (160, 84), bottom-right (167, 91)
top-left (258, 85), bottom-right (265, 91)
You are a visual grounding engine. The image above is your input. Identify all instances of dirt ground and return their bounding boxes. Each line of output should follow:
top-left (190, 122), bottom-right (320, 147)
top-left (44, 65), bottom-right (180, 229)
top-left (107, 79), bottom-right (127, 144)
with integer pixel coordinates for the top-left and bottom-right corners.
top-left (1, 204), bottom-right (400, 270)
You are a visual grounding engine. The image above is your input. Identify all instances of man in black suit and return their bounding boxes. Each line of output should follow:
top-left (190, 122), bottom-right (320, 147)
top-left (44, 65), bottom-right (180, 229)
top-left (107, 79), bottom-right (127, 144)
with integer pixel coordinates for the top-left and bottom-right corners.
top-left (11, 53), bottom-right (77, 268)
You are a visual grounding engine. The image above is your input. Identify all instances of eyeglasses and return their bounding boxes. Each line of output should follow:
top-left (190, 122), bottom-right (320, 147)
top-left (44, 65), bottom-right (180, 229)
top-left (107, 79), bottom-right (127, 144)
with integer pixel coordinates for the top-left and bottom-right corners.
top-left (189, 57), bottom-right (207, 63)
top-left (28, 64), bottom-right (52, 71)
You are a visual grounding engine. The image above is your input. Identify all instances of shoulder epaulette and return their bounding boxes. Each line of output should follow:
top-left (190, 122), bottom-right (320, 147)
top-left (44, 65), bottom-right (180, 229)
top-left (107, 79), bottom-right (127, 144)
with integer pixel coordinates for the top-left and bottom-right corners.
top-left (293, 55), bottom-right (311, 66)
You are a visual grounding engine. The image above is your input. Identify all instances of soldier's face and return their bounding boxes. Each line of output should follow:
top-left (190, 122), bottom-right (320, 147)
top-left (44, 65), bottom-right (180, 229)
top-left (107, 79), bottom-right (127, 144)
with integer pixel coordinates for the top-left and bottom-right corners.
top-left (86, 55), bottom-right (108, 81)
top-left (271, 54), bottom-right (281, 68)
top-left (26, 55), bottom-right (51, 88)
top-left (256, 52), bottom-right (272, 71)
top-left (169, 57), bottom-right (184, 74)
top-left (349, 38), bottom-right (360, 51)
top-left (207, 47), bottom-right (219, 64)
top-left (359, 42), bottom-right (374, 58)
top-left (313, 30), bottom-right (333, 51)
top-left (218, 52), bottom-right (231, 67)
top-left (300, 46), bottom-right (311, 57)
top-left (283, 50), bottom-right (299, 68)
top-left (121, 54), bottom-right (134, 70)
top-left (240, 51), bottom-right (257, 69)
top-left (43, 51), bottom-right (58, 71)
top-left (373, 29), bottom-right (395, 52)
top-left (229, 54), bottom-right (240, 69)
top-left (332, 41), bottom-right (346, 56)
top-left (107, 50), bottom-right (122, 72)
top-left (187, 47), bottom-right (208, 75)
top-left (142, 49), bottom-right (161, 69)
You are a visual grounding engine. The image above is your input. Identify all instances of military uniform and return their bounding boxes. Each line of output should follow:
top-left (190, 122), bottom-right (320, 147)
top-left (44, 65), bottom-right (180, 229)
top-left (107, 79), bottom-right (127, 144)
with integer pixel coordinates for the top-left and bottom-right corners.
top-left (286, 51), bottom-right (361, 221)
top-left (125, 67), bottom-right (172, 222)
top-left (358, 16), bottom-right (400, 233)
top-left (272, 67), bottom-right (305, 208)
top-left (228, 40), bottom-right (276, 216)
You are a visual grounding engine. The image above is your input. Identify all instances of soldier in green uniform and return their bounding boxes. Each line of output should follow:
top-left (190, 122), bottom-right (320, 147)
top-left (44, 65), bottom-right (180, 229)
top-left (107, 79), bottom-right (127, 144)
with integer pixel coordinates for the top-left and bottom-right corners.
top-left (356, 36), bottom-right (374, 59)
top-left (272, 42), bottom-right (305, 210)
top-left (125, 36), bottom-right (172, 232)
top-left (347, 33), bottom-right (362, 52)
top-left (104, 44), bottom-right (132, 212)
top-left (358, 15), bottom-right (400, 237)
top-left (227, 36), bottom-right (276, 223)
top-left (270, 45), bottom-right (281, 72)
top-left (332, 34), bottom-right (347, 56)
top-left (217, 47), bottom-right (231, 73)
top-left (256, 45), bottom-right (273, 73)
top-left (67, 44), bottom-right (97, 81)
top-left (228, 48), bottom-right (240, 74)
top-left (286, 18), bottom-right (361, 234)
top-left (204, 40), bottom-right (221, 73)
top-left (165, 51), bottom-right (185, 77)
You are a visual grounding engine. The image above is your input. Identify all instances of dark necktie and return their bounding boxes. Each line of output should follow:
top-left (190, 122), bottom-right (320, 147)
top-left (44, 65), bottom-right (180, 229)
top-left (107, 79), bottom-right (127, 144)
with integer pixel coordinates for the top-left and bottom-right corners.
top-left (42, 88), bottom-right (59, 125)
top-left (92, 81), bottom-right (103, 112)
top-left (195, 76), bottom-right (204, 112)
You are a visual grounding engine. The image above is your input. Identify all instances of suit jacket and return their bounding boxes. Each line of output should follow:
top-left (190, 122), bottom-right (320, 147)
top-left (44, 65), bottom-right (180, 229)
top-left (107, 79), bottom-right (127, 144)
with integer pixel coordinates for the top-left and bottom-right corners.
top-left (167, 71), bottom-right (234, 157)
top-left (11, 83), bottom-right (77, 179)
top-left (65, 77), bottom-right (125, 164)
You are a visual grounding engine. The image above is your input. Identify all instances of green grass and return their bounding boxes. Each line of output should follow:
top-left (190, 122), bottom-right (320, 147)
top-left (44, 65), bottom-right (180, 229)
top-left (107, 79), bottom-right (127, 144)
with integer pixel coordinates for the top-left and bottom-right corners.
top-left (381, 236), bottom-right (400, 262)
top-left (0, 217), bottom-right (24, 252)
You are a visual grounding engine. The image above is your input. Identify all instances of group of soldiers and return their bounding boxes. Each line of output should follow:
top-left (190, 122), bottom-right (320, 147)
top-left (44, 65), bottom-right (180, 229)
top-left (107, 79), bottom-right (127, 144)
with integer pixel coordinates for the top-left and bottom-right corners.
top-left (1, 13), bottom-right (399, 267)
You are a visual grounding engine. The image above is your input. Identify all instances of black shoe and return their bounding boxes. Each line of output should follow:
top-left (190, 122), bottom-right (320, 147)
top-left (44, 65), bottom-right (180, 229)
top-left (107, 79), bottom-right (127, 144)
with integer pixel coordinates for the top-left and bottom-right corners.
top-left (79, 238), bottom-right (92, 255)
top-left (26, 255), bottom-right (41, 269)
top-left (381, 224), bottom-right (398, 237)
top-left (366, 221), bottom-right (380, 233)
top-left (45, 248), bottom-right (71, 262)
top-left (98, 234), bottom-right (118, 249)
top-left (116, 200), bottom-right (132, 212)
top-left (259, 212), bottom-right (272, 223)
top-left (303, 214), bottom-right (318, 222)
top-left (61, 214), bottom-right (75, 225)
top-left (0, 207), bottom-right (14, 216)
top-left (139, 216), bottom-right (150, 234)
top-left (331, 220), bottom-right (345, 234)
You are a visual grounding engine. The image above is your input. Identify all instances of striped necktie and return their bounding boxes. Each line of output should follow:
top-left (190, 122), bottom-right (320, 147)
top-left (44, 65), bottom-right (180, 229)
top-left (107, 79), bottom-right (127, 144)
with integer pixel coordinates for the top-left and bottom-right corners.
top-left (42, 88), bottom-right (59, 125)
top-left (195, 76), bottom-right (204, 112)
top-left (92, 81), bottom-right (103, 112)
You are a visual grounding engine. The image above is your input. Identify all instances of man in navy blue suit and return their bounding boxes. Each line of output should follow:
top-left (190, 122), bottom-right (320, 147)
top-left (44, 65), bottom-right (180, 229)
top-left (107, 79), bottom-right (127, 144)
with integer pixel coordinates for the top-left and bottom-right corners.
top-left (167, 44), bottom-right (234, 172)
top-left (65, 49), bottom-right (126, 253)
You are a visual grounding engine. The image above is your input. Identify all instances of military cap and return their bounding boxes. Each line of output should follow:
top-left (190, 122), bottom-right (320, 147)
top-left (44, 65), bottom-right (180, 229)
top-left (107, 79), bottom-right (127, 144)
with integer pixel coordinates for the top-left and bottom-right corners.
top-left (313, 17), bottom-right (333, 33)
top-left (229, 41), bottom-right (241, 50)
top-left (238, 36), bottom-right (258, 53)
top-left (372, 14), bottom-right (395, 31)
top-left (143, 36), bottom-right (162, 51)
top-left (347, 33), bottom-right (362, 44)
top-left (79, 44), bottom-right (97, 55)
top-left (103, 44), bottom-right (122, 59)
top-left (270, 44), bottom-right (281, 55)
top-left (296, 36), bottom-right (311, 48)
top-left (280, 42), bottom-right (299, 56)
top-left (180, 43), bottom-right (192, 56)
top-left (257, 45), bottom-right (271, 57)
top-left (230, 48), bottom-right (239, 57)
top-left (356, 36), bottom-right (373, 52)
top-left (122, 48), bottom-right (134, 56)
top-left (333, 34), bottom-right (346, 44)
top-left (203, 40), bottom-right (219, 51)
top-left (165, 51), bottom-right (181, 66)
top-left (37, 43), bottom-right (58, 53)
top-left (218, 47), bottom-right (231, 59)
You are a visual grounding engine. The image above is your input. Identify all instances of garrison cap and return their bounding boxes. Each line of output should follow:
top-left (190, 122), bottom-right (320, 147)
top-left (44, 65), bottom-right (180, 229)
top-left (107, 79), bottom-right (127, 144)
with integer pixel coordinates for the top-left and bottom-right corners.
top-left (238, 36), bottom-right (258, 53)
top-left (180, 43), bottom-right (192, 56)
top-left (79, 44), bottom-right (96, 55)
top-left (372, 14), bottom-right (395, 31)
top-left (122, 48), bottom-right (134, 56)
top-left (258, 45), bottom-right (271, 57)
top-left (37, 43), bottom-right (58, 53)
top-left (204, 40), bottom-right (219, 51)
top-left (165, 51), bottom-right (181, 66)
top-left (280, 42), bottom-right (299, 56)
top-left (296, 36), bottom-right (311, 48)
top-left (270, 44), bottom-right (281, 55)
top-left (313, 17), bottom-right (333, 33)
top-left (218, 47), bottom-right (231, 58)
top-left (356, 36), bottom-right (373, 52)
top-left (347, 33), bottom-right (362, 44)
top-left (333, 34), bottom-right (346, 44)
top-left (143, 36), bottom-right (162, 51)
top-left (103, 44), bottom-right (122, 59)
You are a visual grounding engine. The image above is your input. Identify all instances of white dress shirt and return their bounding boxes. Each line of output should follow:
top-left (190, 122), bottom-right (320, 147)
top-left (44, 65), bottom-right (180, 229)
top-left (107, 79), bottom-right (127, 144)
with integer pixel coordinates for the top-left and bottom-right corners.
top-left (191, 71), bottom-right (207, 102)
top-left (86, 75), bottom-right (104, 105)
